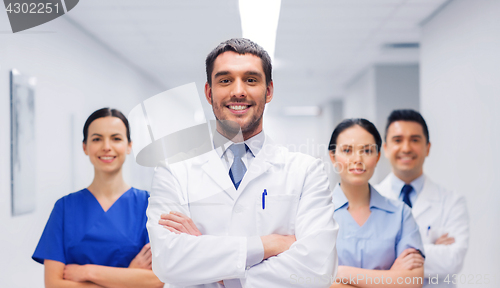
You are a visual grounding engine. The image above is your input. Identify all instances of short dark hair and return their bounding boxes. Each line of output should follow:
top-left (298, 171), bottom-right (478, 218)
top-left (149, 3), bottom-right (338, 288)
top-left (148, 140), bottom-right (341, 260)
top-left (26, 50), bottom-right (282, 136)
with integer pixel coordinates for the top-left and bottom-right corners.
top-left (205, 38), bottom-right (272, 86)
top-left (385, 109), bottom-right (429, 143)
top-left (328, 118), bottom-right (382, 153)
top-left (83, 107), bottom-right (131, 143)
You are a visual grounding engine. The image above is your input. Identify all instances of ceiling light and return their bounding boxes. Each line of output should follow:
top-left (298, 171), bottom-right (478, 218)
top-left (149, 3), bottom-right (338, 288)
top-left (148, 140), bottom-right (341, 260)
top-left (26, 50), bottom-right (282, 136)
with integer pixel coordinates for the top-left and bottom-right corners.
top-left (238, 0), bottom-right (281, 62)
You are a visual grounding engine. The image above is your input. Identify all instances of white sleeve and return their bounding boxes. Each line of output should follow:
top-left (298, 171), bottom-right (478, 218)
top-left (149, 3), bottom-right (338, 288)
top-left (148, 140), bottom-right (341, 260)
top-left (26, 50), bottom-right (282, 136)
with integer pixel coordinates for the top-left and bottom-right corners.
top-left (240, 159), bottom-right (339, 288)
top-left (147, 162), bottom-right (247, 286)
top-left (424, 194), bottom-right (469, 275)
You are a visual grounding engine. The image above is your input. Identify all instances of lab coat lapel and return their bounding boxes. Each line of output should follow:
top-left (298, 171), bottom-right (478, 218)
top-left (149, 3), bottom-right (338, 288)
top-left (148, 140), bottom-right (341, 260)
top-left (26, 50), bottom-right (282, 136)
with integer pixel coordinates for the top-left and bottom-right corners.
top-left (233, 137), bottom-right (283, 200)
top-left (376, 174), bottom-right (399, 200)
top-left (200, 150), bottom-right (237, 201)
top-left (412, 177), bottom-right (440, 218)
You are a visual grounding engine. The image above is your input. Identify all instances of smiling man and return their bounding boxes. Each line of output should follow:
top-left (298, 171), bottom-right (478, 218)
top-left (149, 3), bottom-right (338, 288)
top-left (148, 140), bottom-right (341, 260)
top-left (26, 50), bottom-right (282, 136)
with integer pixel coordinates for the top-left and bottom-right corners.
top-left (146, 38), bottom-right (338, 288)
top-left (375, 109), bottom-right (470, 288)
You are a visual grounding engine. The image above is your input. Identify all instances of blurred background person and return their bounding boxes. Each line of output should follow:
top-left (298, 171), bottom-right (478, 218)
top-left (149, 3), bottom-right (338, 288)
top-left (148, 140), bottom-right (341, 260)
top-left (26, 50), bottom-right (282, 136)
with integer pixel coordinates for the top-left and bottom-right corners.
top-left (32, 108), bottom-right (164, 288)
top-left (376, 110), bottom-right (469, 288)
top-left (329, 118), bottom-right (424, 288)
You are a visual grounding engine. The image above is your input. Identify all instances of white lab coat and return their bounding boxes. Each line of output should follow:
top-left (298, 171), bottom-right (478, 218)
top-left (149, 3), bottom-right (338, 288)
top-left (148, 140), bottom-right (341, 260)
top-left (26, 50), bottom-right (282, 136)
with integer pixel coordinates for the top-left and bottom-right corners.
top-left (146, 137), bottom-right (339, 288)
top-left (376, 174), bottom-right (469, 288)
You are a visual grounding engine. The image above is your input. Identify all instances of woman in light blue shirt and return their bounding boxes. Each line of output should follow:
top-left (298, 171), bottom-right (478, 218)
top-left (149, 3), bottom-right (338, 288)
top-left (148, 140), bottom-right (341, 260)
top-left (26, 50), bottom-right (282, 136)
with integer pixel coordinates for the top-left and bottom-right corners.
top-left (328, 118), bottom-right (424, 288)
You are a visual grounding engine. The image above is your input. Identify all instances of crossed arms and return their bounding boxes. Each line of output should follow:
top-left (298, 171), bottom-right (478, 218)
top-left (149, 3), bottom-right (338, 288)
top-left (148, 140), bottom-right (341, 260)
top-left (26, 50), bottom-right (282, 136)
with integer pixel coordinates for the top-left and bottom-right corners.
top-left (44, 244), bottom-right (163, 288)
top-left (146, 160), bottom-right (338, 287)
top-left (331, 249), bottom-right (424, 288)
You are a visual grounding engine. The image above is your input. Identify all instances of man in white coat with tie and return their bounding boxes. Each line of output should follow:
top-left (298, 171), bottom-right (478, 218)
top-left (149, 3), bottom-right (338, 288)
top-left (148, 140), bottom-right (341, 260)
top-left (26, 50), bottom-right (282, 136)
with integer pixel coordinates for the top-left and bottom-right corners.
top-left (146, 38), bottom-right (339, 288)
top-left (375, 109), bottom-right (469, 288)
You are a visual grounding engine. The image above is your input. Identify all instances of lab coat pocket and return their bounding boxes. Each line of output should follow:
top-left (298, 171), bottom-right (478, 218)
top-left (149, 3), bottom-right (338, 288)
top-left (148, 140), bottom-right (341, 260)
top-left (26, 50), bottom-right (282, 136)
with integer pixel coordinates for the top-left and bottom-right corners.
top-left (256, 194), bottom-right (299, 235)
top-left (425, 226), bottom-right (444, 244)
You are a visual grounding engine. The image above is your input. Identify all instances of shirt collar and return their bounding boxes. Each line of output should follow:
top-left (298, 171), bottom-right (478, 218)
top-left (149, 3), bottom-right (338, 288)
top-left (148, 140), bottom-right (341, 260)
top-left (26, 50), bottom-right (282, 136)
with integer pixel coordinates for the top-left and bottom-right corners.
top-left (369, 185), bottom-right (398, 213)
top-left (214, 130), bottom-right (265, 159)
top-left (332, 183), bottom-right (348, 211)
top-left (390, 173), bottom-right (425, 198)
top-left (332, 183), bottom-right (397, 213)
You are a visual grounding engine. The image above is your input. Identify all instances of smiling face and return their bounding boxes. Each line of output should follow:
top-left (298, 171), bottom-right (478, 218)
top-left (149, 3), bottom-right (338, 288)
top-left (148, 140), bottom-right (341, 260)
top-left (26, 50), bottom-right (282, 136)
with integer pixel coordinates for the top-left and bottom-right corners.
top-left (383, 121), bottom-right (430, 182)
top-left (204, 51), bottom-right (273, 140)
top-left (83, 116), bottom-right (132, 175)
top-left (330, 125), bottom-right (380, 186)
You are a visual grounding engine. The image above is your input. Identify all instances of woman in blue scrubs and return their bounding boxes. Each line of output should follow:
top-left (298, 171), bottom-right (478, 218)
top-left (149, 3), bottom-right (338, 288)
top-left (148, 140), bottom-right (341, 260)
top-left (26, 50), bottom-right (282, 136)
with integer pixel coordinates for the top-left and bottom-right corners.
top-left (33, 108), bottom-right (163, 288)
top-left (328, 119), bottom-right (424, 288)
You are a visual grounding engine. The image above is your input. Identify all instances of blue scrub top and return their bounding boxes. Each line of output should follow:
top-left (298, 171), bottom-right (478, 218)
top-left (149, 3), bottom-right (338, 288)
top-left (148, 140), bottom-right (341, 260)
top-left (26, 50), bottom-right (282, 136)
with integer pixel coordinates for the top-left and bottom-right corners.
top-left (32, 187), bottom-right (150, 267)
top-left (333, 184), bottom-right (424, 270)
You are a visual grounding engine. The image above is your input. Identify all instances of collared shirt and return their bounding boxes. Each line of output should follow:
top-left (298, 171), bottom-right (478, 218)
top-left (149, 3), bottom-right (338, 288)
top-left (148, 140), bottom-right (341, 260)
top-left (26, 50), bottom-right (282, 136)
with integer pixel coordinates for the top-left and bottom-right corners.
top-left (213, 130), bottom-right (265, 172)
top-left (389, 173), bottom-right (425, 206)
top-left (333, 183), bottom-right (424, 270)
top-left (213, 130), bottom-right (266, 269)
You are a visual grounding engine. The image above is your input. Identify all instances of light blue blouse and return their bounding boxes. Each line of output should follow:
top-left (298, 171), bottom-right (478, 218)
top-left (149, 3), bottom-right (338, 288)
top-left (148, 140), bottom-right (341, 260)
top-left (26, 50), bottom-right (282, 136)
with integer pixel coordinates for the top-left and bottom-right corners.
top-left (333, 184), bottom-right (424, 270)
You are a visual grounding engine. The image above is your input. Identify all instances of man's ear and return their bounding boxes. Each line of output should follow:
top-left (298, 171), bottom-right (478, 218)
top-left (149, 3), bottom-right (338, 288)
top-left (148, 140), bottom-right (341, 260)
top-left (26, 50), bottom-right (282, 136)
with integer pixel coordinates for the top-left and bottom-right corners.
top-left (426, 142), bottom-right (431, 157)
top-left (383, 142), bottom-right (389, 159)
top-left (265, 81), bottom-right (274, 104)
top-left (204, 82), bottom-right (213, 105)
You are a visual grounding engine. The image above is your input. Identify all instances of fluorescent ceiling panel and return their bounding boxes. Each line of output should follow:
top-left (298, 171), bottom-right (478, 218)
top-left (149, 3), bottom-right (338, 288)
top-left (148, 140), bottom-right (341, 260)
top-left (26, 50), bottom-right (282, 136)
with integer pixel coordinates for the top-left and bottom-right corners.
top-left (239, 0), bottom-right (281, 61)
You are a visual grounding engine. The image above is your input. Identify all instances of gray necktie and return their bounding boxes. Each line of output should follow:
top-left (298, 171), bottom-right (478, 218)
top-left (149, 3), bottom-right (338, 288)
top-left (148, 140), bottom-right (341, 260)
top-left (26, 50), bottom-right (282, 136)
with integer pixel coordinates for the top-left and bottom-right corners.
top-left (228, 143), bottom-right (247, 189)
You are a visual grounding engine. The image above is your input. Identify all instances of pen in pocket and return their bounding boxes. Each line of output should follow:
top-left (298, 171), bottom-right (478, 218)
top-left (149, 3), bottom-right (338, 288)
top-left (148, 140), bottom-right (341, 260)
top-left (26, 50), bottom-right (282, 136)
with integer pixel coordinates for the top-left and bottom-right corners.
top-left (262, 189), bottom-right (267, 209)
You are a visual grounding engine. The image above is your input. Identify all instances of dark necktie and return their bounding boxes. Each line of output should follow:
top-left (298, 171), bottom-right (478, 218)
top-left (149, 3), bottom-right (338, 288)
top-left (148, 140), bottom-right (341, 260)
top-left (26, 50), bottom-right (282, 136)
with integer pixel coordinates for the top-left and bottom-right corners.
top-left (401, 184), bottom-right (414, 208)
top-left (228, 143), bottom-right (247, 189)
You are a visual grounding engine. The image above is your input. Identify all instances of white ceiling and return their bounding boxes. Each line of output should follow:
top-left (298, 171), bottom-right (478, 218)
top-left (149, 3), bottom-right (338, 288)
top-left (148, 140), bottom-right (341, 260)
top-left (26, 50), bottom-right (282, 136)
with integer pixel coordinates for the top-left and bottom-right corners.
top-left (65, 0), bottom-right (449, 110)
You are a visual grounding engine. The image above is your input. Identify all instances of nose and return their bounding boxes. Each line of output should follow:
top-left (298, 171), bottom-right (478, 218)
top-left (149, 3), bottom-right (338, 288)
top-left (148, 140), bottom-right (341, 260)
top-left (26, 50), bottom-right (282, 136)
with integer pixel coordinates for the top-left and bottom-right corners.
top-left (102, 139), bottom-right (111, 151)
top-left (231, 78), bottom-right (246, 98)
top-left (401, 140), bottom-right (411, 153)
top-left (351, 149), bottom-right (363, 164)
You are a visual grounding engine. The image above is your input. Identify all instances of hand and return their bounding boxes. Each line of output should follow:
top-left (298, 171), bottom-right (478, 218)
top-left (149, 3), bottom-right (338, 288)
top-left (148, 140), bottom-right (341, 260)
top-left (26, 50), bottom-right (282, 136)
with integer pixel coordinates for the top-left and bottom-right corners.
top-left (391, 248), bottom-right (424, 271)
top-left (260, 234), bottom-right (296, 260)
top-left (63, 264), bottom-right (90, 282)
top-left (129, 243), bottom-right (152, 269)
top-left (435, 233), bottom-right (455, 245)
top-left (159, 211), bottom-right (202, 236)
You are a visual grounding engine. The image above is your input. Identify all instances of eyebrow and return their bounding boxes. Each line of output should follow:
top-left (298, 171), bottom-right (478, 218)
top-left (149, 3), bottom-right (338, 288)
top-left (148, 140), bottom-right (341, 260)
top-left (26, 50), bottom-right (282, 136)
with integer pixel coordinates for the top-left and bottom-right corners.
top-left (338, 144), bottom-right (375, 148)
top-left (90, 133), bottom-right (123, 137)
top-left (214, 71), bottom-right (230, 79)
top-left (245, 71), bottom-right (263, 78)
top-left (213, 70), bottom-right (264, 79)
top-left (391, 135), bottom-right (423, 139)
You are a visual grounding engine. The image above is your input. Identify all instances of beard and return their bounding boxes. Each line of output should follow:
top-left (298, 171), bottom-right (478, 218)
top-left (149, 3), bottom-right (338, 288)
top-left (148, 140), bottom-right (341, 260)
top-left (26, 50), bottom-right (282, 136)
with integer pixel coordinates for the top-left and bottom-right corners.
top-left (212, 95), bottom-right (265, 140)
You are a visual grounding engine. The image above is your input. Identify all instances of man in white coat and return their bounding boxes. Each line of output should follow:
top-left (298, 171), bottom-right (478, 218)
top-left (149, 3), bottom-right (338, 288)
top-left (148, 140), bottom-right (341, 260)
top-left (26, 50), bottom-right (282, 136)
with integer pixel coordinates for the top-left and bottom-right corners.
top-left (146, 38), bottom-right (339, 288)
top-left (375, 109), bottom-right (469, 288)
